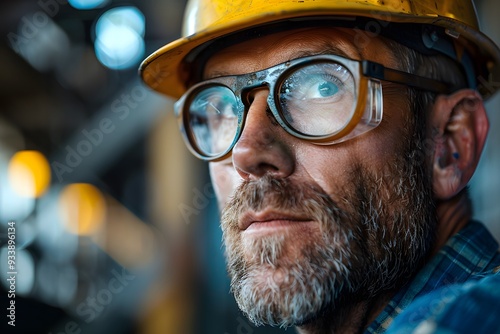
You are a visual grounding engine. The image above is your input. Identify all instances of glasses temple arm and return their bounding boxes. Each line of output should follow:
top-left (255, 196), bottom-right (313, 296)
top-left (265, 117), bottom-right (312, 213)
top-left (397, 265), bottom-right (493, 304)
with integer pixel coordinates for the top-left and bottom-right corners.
top-left (361, 60), bottom-right (462, 95)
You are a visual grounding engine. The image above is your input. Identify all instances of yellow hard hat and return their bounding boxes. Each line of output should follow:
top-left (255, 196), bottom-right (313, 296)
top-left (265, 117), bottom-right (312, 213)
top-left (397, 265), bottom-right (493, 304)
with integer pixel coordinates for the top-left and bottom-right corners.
top-left (140, 0), bottom-right (500, 99)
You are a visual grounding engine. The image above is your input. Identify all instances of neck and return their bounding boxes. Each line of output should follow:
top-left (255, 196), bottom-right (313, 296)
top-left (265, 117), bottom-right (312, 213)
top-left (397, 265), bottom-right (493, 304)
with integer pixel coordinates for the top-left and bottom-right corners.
top-left (296, 291), bottom-right (395, 334)
top-left (432, 190), bottom-right (472, 254)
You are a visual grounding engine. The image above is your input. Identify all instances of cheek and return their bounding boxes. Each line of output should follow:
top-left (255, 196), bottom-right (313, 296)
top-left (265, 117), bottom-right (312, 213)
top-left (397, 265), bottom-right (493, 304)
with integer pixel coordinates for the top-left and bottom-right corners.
top-left (209, 162), bottom-right (241, 209)
top-left (294, 144), bottom-right (354, 196)
top-left (293, 128), bottom-right (405, 198)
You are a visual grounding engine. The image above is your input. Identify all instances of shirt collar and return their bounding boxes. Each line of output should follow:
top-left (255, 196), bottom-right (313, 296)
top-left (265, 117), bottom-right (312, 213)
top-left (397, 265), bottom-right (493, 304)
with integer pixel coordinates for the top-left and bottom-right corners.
top-left (366, 221), bottom-right (500, 333)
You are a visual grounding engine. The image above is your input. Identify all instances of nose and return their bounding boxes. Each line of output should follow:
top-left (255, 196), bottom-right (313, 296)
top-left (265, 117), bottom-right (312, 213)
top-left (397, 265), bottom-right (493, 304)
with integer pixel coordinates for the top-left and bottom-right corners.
top-left (232, 89), bottom-right (295, 180)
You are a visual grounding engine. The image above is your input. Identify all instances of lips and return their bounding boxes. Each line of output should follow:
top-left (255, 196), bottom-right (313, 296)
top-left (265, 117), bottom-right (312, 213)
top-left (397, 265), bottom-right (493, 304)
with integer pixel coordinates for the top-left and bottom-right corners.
top-left (239, 210), bottom-right (311, 231)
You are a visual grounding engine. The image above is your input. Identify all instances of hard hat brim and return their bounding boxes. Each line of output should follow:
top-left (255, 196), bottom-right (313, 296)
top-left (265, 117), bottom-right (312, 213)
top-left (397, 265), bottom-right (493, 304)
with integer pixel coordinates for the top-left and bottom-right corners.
top-left (140, 6), bottom-right (500, 99)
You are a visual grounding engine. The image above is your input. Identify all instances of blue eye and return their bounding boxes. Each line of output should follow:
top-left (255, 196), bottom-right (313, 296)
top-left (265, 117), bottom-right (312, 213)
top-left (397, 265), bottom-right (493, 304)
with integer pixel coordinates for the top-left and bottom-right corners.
top-left (296, 75), bottom-right (342, 100)
top-left (318, 81), bottom-right (339, 97)
top-left (280, 65), bottom-right (346, 102)
top-left (279, 75), bottom-right (341, 101)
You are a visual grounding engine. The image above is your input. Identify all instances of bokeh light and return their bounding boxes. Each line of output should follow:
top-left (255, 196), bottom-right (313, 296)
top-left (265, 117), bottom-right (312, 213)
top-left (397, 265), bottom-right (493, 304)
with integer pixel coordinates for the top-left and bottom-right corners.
top-left (94, 6), bottom-right (145, 70)
top-left (0, 248), bottom-right (35, 296)
top-left (0, 170), bottom-right (35, 223)
top-left (37, 258), bottom-right (78, 307)
top-left (36, 187), bottom-right (79, 262)
top-left (68, 0), bottom-right (109, 10)
top-left (8, 150), bottom-right (51, 198)
top-left (59, 183), bottom-right (106, 235)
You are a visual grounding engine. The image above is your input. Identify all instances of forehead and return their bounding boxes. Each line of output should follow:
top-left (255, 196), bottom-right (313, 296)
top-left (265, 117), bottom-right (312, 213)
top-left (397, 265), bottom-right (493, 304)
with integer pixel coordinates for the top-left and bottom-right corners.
top-left (204, 27), bottom-right (397, 78)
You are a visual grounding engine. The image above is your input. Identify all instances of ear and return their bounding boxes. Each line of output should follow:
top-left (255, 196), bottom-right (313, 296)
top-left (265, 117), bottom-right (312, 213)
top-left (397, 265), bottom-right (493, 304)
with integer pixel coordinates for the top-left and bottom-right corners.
top-left (430, 90), bottom-right (489, 200)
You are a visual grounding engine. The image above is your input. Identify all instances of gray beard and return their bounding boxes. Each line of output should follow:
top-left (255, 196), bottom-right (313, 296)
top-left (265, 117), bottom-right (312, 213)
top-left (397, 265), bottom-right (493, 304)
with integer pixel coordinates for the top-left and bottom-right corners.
top-left (220, 136), bottom-right (436, 328)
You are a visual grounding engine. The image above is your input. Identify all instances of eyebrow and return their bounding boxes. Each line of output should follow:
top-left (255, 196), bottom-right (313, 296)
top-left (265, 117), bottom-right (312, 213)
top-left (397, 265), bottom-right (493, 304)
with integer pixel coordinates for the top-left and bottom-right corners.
top-left (207, 70), bottom-right (231, 79)
top-left (293, 43), bottom-right (358, 60)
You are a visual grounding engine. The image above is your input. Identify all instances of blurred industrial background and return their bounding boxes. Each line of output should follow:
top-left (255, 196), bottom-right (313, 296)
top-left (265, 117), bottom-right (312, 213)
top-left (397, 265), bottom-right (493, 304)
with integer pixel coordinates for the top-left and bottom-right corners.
top-left (0, 1), bottom-right (498, 333)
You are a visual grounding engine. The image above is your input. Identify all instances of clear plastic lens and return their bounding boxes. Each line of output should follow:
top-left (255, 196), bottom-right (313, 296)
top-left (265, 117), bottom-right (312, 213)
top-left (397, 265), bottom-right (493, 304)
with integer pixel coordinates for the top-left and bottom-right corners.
top-left (325, 78), bottom-right (383, 144)
top-left (278, 62), bottom-right (356, 136)
top-left (181, 56), bottom-right (385, 160)
top-left (188, 85), bottom-right (239, 156)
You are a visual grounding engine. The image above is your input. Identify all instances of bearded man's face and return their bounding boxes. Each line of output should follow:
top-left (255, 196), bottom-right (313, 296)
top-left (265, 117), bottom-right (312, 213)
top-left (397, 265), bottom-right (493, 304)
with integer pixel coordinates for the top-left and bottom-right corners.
top-left (206, 27), bottom-right (436, 328)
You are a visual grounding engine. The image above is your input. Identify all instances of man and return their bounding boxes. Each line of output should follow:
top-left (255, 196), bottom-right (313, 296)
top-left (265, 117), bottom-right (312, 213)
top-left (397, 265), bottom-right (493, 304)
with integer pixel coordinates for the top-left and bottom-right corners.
top-left (140, 0), bottom-right (500, 333)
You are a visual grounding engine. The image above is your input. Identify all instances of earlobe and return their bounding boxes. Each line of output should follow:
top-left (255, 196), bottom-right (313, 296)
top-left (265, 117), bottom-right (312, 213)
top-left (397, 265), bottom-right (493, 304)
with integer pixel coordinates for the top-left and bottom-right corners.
top-left (431, 90), bottom-right (489, 200)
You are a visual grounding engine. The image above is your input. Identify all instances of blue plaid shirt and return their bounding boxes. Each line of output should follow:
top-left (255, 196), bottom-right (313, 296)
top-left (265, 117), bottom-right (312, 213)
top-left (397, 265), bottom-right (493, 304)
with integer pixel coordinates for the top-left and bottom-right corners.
top-left (366, 221), bottom-right (500, 334)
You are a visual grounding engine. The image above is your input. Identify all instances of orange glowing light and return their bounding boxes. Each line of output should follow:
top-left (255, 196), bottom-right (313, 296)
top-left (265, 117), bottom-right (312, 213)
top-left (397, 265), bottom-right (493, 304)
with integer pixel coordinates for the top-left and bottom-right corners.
top-left (8, 150), bottom-right (51, 198)
top-left (59, 183), bottom-right (106, 235)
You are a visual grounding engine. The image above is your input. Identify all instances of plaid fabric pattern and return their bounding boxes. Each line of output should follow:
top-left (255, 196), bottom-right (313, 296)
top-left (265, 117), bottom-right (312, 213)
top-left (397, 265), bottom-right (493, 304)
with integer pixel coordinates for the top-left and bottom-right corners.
top-left (366, 221), bottom-right (500, 333)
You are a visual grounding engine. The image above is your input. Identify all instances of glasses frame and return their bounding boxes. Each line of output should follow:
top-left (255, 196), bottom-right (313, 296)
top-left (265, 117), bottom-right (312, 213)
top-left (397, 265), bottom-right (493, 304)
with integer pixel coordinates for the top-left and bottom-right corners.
top-left (175, 54), bottom-right (456, 161)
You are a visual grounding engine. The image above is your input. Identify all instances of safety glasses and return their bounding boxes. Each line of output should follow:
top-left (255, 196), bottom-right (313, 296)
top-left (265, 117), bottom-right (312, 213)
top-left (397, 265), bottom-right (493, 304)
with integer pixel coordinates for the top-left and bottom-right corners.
top-left (175, 54), bottom-right (453, 161)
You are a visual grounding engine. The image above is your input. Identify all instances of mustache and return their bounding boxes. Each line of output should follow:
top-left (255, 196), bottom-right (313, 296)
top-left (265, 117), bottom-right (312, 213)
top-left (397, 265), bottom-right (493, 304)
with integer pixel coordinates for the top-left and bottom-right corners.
top-left (221, 175), bottom-right (348, 230)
